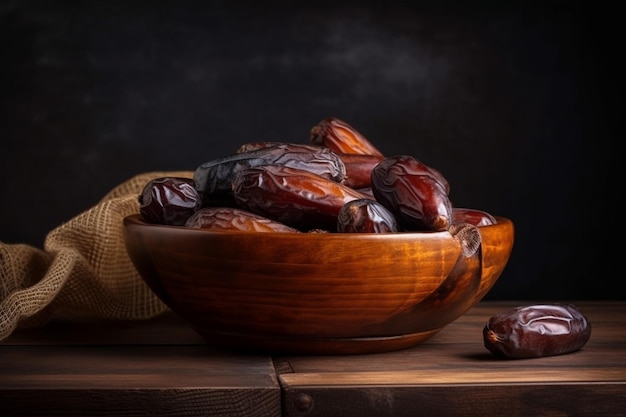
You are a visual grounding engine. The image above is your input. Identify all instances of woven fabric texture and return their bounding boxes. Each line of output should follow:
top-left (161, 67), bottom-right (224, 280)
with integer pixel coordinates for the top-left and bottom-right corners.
top-left (0, 171), bottom-right (193, 341)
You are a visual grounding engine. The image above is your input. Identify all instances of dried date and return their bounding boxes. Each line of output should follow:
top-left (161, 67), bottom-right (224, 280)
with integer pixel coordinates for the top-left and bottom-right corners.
top-left (371, 155), bottom-right (453, 232)
top-left (232, 164), bottom-right (370, 231)
top-left (139, 177), bottom-right (199, 226)
top-left (235, 144), bottom-right (384, 190)
top-left (483, 304), bottom-right (592, 359)
top-left (310, 116), bottom-right (384, 157)
top-left (337, 199), bottom-right (400, 233)
top-left (338, 153), bottom-right (384, 189)
top-left (185, 207), bottom-right (299, 233)
top-left (424, 164), bottom-right (450, 195)
top-left (193, 143), bottom-right (347, 207)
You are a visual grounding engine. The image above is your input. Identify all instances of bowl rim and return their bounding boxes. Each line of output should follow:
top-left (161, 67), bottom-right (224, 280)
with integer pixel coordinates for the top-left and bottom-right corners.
top-left (123, 213), bottom-right (512, 240)
top-left (122, 213), bottom-right (514, 354)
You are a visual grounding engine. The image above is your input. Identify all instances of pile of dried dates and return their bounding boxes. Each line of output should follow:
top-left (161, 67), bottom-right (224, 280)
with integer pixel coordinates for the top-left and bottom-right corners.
top-left (138, 116), bottom-right (497, 233)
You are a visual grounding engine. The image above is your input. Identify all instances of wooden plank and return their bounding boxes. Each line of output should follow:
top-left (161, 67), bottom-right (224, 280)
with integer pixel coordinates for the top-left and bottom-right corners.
top-left (279, 368), bottom-right (626, 386)
top-left (3, 389), bottom-right (279, 417)
top-left (2, 302), bottom-right (624, 416)
top-left (1, 345), bottom-right (277, 389)
top-left (0, 313), bottom-right (281, 417)
top-left (1, 311), bottom-right (204, 345)
top-left (280, 384), bottom-right (626, 417)
top-left (277, 301), bottom-right (626, 417)
top-left (277, 302), bottom-right (626, 378)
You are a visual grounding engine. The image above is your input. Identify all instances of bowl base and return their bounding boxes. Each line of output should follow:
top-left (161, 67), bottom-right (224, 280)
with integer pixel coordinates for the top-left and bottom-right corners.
top-left (194, 328), bottom-right (444, 355)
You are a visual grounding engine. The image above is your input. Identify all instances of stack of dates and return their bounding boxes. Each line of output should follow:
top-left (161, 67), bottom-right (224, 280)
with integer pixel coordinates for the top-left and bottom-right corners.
top-left (138, 116), bottom-right (496, 233)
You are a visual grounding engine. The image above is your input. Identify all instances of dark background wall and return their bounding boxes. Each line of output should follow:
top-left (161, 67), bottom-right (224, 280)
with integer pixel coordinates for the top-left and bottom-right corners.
top-left (0, 1), bottom-right (621, 300)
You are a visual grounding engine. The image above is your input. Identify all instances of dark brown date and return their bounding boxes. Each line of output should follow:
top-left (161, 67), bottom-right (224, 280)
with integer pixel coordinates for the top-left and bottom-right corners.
top-left (424, 164), bottom-right (450, 195)
top-left (310, 117), bottom-right (384, 157)
top-left (185, 207), bottom-right (300, 233)
top-left (193, 143), bottom-right (347, 207)
top-left (337, 199), bottom-right (400, 233)
top-left (338, 153), bottom-right (384, 189)
top-left (232, 164), bottom-right (370, 231)
top-left (139, 177), bottom-right (199, 226)
top-left (234, 143), bottom-right (383, 188)
top-left (371, 155), bottom-right (453, 232)
top-left (483, 304), bottom-right (592, 359)
top-left (452, 207), bottom-right (497, 227)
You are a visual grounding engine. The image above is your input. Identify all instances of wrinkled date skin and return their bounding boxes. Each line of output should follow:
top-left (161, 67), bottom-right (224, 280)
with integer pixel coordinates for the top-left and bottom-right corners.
top-left (185, 207), bottom-right (300, 233)
top-left (483, 304), bottom-right (592, 359)
top-left (371, 155), bottom-right (453, 232)
top-left (309, 116), bottom-right (384, 157)
top-left (337, 198), bottom-right (400, 233)
top-left (232, 164), bottom-right (370, 231)
top-left (452, 207), bottom-right (497, 227)
top-left (139, 177), bottom-right (199, 226)
top-left (233, 143), bottom-right (382, 189)
top-left (193, 143), bottom-right (347, 207)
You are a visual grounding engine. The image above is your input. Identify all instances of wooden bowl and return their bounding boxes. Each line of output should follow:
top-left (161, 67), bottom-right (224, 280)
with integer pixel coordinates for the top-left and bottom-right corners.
top-left (123, 214), bottom-right (514, 354)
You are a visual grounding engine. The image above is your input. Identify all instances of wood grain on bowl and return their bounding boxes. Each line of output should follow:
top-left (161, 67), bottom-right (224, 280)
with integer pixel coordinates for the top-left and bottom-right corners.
top-left (123, 214), bottom-right (514, 354)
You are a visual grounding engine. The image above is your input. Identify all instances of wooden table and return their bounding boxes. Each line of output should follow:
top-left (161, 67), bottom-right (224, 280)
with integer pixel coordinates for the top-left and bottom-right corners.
top-left (1, 301), bottom-right (624, 416)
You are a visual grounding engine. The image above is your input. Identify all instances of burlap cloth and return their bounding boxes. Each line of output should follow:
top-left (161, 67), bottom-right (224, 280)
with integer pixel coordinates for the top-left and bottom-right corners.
top-left (0, 171), bottom-right (193, 342)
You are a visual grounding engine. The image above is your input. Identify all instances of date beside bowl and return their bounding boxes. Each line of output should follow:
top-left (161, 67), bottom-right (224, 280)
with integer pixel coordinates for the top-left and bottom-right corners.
top-left (123, 214), bottom-right (514, 354)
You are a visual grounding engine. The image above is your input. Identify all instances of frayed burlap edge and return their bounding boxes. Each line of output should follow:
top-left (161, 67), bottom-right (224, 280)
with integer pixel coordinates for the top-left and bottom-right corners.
top-left (0, 171), bottom-right (193, 342)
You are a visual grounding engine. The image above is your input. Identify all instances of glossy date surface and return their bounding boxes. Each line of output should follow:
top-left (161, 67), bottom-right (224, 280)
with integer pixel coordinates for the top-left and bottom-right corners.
top-left (139, 177), bottom-right (199, 226)
top-left (337, 198), bottom-right (400, 233)
top-left (309, 116), bottom-right (384, 157)
top-left (232, 164), bottom-right (370, 231)
top-left (185, 207), bottom-right (299, 233)
top-left (193, 143), bottom-right (347, 207)
top-left (371, 155), bottom-right (453, 232)
top-left (338, 153), bottom-right (384, 189)
top-left (483, 304), bottom-right (592, 359)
